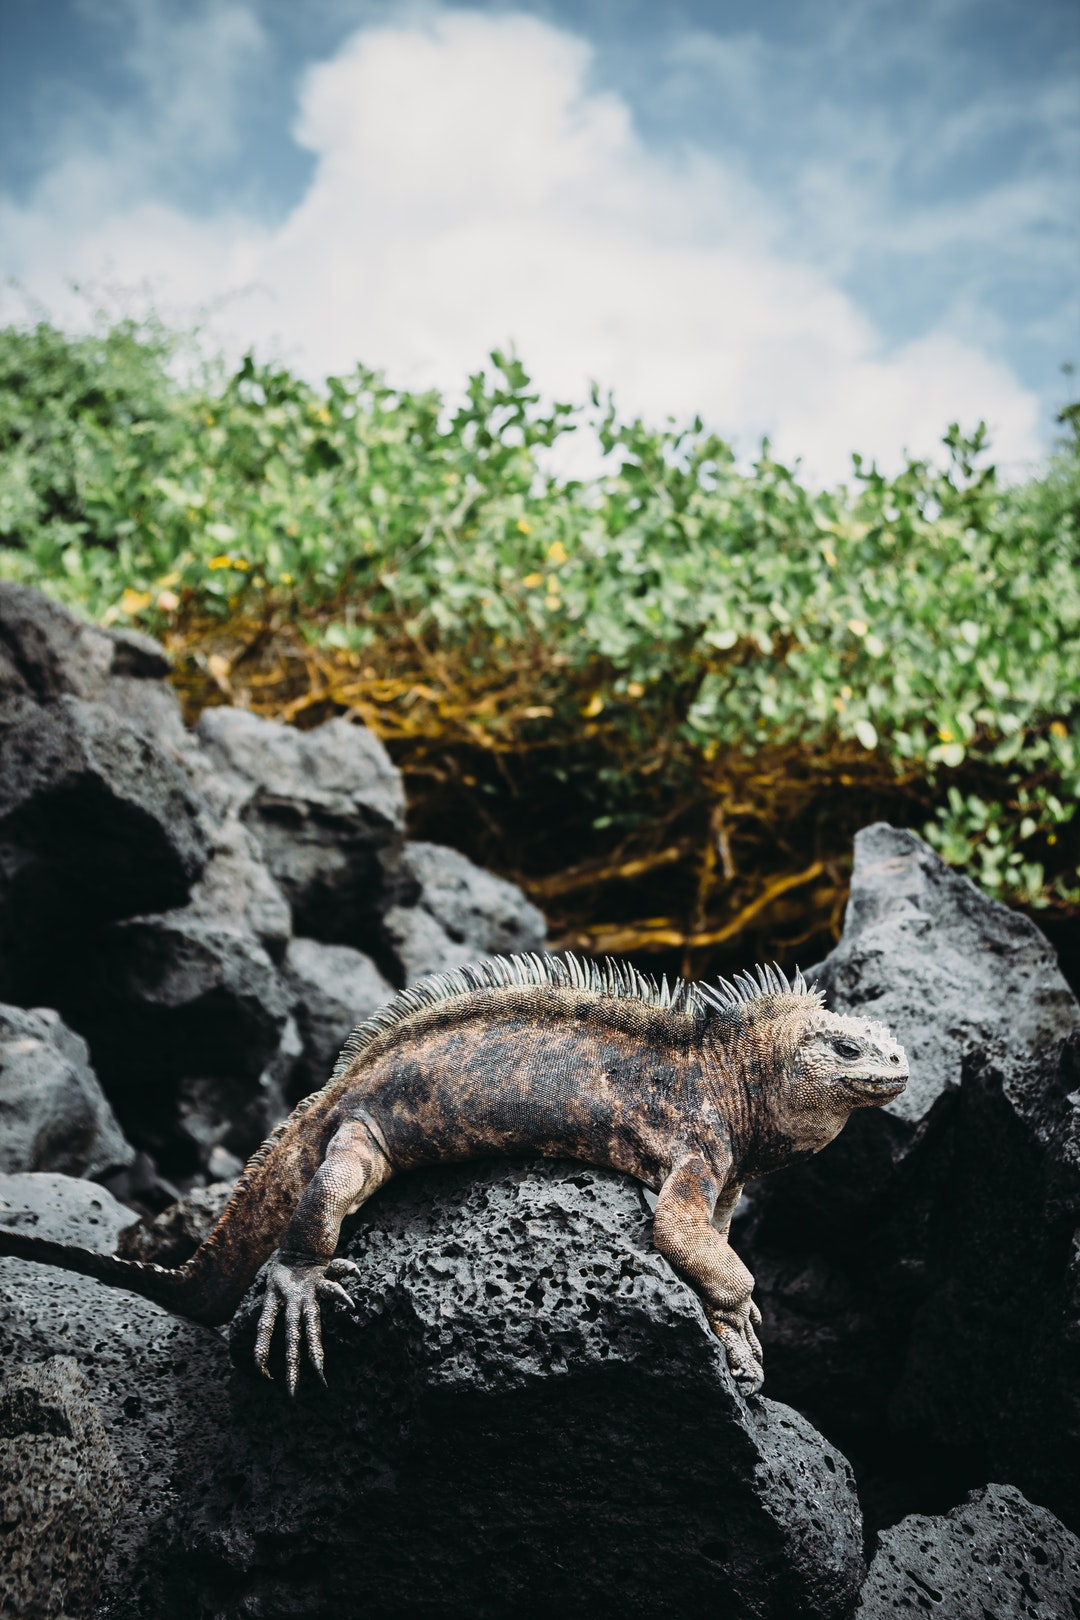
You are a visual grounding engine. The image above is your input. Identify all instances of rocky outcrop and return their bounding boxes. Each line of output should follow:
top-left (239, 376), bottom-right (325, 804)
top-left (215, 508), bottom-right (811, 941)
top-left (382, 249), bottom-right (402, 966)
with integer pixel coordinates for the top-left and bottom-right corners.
top-left (0, 1172), bottom-right (232, 1617)
top-left (0, 1356), bottom-right (127, 1619)
top-left (857, 1483), bottom-right (1080, 1618)
top-left (0, 584), bottom-right (546, 1183)
top-left (0, 1005), bottom-right (133, 1178)
top-left (195, 707), bottom-right (410, 949)
top-left (283, 936), bottom-right (395, 1097)
top-left (162, 1162), bottom-right (865, 1618)
top-left (738, 823), bottom-right (1080, 1530)
top-left (382, 838), bottom-right (547, 982)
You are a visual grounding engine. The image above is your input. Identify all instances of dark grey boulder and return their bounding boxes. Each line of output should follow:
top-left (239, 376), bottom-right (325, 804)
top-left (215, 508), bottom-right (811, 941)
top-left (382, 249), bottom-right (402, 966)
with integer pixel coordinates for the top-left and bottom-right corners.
top-left (0, 694), bottom-right (209, 924)
top-left (856, 1483), bottom-right (1080, 1617)
top-left (0, 582), bottom-right (117, 705)
top-left (180, 815), bottom-right (292, 960)
top-left (283, 936), bottom-right (394, 1096)
top-left (63, 909), bottom-right (294, 1177)
top-left (0, 1172), bottom-right (232, 1617)
top-left (815, 822), bottom-right (1078, 1131)
top-left (117, 1179), bottom-right (234, 1266)
top-left (737, 823), bottom-right (1080, 1531)
top-left (189, 1160), bottom-right (866, 1620)
top-left (0, 1355), bottom-right (127, 1620)
top-left (382, 841), bottom-right (546, 983)
top-left (0, 1004), bottom-right (133, 1178)
top-left (0, 1170), bottom-right (138, 1251)
top-left (195, 707), bottom-right (409, 949)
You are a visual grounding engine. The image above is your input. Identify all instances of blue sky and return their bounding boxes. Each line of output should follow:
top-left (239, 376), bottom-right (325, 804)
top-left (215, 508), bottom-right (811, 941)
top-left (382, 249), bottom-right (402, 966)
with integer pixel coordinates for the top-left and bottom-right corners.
top-left (1, 0), bottom-right (1076, 482)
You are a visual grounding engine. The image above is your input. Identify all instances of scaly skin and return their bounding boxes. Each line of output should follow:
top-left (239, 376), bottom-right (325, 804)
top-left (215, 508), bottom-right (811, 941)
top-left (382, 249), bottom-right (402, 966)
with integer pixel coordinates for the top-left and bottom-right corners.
top-left (0, 956), bottom-right (908, 1395)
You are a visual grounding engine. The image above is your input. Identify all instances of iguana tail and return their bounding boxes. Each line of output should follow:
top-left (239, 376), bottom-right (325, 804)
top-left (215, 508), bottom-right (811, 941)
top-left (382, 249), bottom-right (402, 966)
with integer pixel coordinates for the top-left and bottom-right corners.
top-left (0, 1070), bottom-right (355, 1325)
top-left (0, 1228), bottom-right (233, 1324)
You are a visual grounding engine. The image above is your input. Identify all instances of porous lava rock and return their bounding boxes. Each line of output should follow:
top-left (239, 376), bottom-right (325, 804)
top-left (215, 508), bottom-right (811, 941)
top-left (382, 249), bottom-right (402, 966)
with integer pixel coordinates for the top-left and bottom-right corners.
top-left (195, 706), bottom-right (409, 949)
top-left (117, 1178), bottom-right (235, 1266)
top-left (856, 1483), bottom-right (1080, 1618)
top-left (195, 1160), bottom-right (866, 1620)
top-left (0, 1355), bottom-right (127, 1619)
top-left (0, 1172), bottom-right (232, 1616)
top-left (738, 823), bottom-right (1080, 1530)
top-left (283, 936), bottom-right (395, 1097)
top-left (61, 910), bottom-right (295, 1177)
top-left (382, 839), bottom-right (547, 982)
top-left (0, 1170), bottom-right (138, 1252)
top-left (0, 696), bottom-right (209, 946)
top-left (0, 1003), bottom-right (133, 1178)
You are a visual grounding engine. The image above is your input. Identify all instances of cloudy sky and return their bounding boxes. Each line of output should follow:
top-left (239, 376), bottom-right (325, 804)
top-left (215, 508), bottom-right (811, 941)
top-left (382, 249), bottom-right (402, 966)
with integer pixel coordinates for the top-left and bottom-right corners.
top-left (1, 0), bottom-right (1076, 483)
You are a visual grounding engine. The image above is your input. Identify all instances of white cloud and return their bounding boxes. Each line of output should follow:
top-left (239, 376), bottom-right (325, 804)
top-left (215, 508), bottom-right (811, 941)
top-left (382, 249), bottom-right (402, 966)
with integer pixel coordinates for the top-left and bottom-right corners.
top-left (0, 8), bottom-right (1044, 484)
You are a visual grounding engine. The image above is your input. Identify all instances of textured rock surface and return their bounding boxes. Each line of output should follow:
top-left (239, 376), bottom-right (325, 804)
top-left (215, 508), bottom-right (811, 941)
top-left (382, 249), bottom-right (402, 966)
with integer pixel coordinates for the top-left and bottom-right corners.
top-left (738, 823), bottom-right (1080, 1530)
top-left (195, 707), bottom-right (408, 947)
top-left (382, 841), bottom-right (546, 983)
top-left (857, 1483), bottom-right (1080, 1617)
top-left (283, 936), bottom-right (394, 1096)
top-left (0, 695), bottom-right (208, 924)
top-left (815, 822), bottom-right (1078, 1129)
top-left (0, 1173), bottom-right (232, 1616)
top-left (177, 1160), bottom-right (865, 1620)
top-left (0, 1171), bottom-right (138, 1251)
top-left (117, 1179), bottom-right (234, 1266)
top-left (0, 1355), bottom-right (127, 1620)
top-left (179, 815), bottom-right (292, 959)
top-left (63, 910), bottom-right (294, 1176)
top-left (0, 1004), bottom-right (133, 1177)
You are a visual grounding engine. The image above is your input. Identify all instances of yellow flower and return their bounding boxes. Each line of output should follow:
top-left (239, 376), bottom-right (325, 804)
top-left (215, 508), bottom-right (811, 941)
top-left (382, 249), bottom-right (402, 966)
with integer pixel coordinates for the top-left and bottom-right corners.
top-left (938, 727), bottom-right (954, 743)
top-left (522, 572), bottom-right (544, 589)
top-left (822, 548), bottom-right (837, 567)
top-left (517, 519), bottom-right (531, 535)
top-left (119, 588), bottom-right (152, 615)
top-left (626, 682), bottom-right (645, 699)
top-left (1050, 720), bottom-right (1068, 740)
top-left (547, 539), bottom-right (568, 564)
top-left (581, 693), bottom-right (604, 718)
top-left (847, 618), bottom-right (868, 637)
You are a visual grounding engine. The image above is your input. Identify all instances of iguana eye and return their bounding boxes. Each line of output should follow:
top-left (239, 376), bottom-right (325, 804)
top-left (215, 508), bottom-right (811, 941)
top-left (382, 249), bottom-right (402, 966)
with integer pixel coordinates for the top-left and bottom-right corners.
top-left (832, 1037), bottom-right (861, 1060)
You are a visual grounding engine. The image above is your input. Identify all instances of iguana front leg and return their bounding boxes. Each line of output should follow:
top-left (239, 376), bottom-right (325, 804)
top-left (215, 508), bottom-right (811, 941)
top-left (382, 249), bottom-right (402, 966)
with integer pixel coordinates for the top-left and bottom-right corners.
top-left (255, 1119), bottom-right (390, 1393)
top-left (652, 1155), bottom-right (763, 1393)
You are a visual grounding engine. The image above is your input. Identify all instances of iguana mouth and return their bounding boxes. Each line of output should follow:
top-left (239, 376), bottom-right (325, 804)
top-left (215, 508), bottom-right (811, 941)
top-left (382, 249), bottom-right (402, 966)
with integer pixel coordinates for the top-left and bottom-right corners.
top-left (841, 1073), bottom-right (908, 1098)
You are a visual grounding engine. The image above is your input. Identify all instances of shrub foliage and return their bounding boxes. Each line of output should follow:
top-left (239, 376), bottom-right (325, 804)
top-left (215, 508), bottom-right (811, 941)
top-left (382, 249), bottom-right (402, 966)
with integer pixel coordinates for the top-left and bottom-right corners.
top-left (1, 317), bottom-right (1077, 971)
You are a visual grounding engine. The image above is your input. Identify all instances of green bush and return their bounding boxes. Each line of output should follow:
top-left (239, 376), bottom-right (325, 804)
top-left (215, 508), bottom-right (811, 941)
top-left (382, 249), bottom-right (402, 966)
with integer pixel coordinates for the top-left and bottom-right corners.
top-left (1, 316), bottom-right (1077, 945)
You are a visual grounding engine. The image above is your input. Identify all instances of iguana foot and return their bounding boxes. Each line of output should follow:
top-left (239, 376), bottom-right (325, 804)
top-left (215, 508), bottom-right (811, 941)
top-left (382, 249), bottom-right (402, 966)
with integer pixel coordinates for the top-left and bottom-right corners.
top-left (254, 1254), bottom-right (360, 1395)
top-left (707, 1298), bottom-right (764, 1394)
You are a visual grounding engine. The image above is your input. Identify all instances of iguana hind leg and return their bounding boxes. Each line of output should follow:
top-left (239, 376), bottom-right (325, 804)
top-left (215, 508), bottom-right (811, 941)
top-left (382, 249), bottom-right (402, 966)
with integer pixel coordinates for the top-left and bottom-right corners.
top-left (254, 1118), bottom-right (391, 1394)
top-left (652, 1156), bottom-right (763, 1393)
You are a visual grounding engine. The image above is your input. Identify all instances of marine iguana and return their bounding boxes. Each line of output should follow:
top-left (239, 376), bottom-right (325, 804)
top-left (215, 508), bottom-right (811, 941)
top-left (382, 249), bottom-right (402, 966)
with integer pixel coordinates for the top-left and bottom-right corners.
top-left (0, 954), bottom-right (907, 1394)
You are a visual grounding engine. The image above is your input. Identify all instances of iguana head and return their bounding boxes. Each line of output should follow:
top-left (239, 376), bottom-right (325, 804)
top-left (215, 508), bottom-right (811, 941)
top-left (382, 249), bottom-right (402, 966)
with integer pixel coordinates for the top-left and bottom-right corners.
top-left (698, 965), bottom-right (908, 1161)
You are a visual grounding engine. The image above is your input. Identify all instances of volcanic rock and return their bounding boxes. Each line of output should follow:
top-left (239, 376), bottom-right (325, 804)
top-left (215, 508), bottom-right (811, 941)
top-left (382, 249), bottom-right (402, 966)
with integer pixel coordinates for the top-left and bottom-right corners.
top-left (0, 1004), bottom-right (133, 1178)
top-left (737, 823), bottom-right (1080, 1530)
top-left (856, 1483), bottom-right (1080, 1618)
top-left (195, 707), bottom-right (408, 949)
top-left (283, 936), bottom-right (394, 1097)
top-left (0, 1172), bottom-right (232, 1616)
top-left (203, 1160), bottom-right (864, 1620)
top-left (0, 1355), bottom-right (127, 1619)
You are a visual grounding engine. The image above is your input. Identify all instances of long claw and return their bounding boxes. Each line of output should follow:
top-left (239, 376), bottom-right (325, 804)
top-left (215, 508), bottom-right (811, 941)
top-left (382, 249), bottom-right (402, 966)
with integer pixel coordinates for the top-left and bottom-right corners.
top-left (316, 1278), bottom-right (355, 1312)
top-left (303, 1299), bottom-right (327, 1386)
top-left (324, 1258), bottom-right (361, 1281)
top-left (254, 1289), bottom-right (282, 1379)
top-left (749, 1299), bottom-right (762, 1327)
